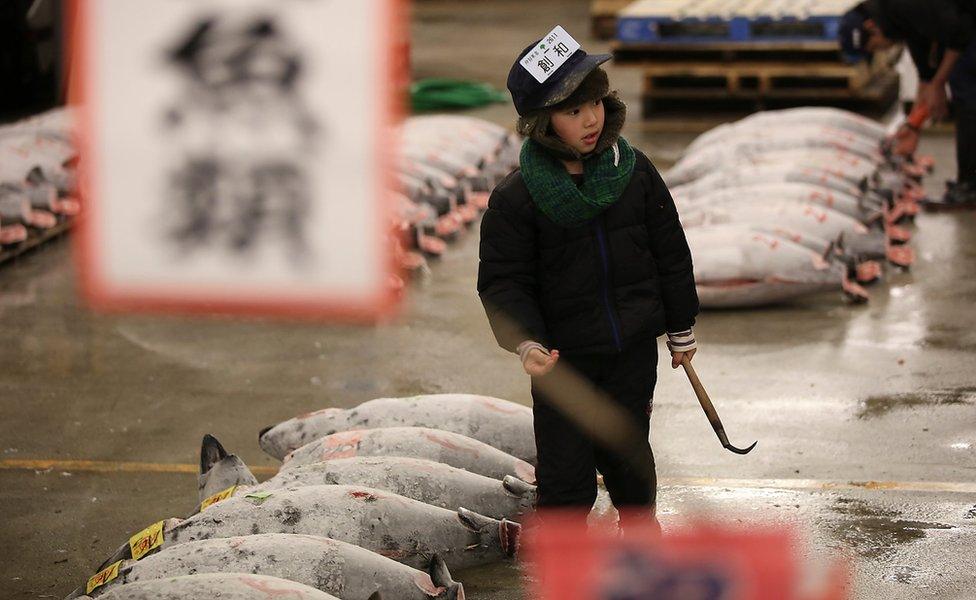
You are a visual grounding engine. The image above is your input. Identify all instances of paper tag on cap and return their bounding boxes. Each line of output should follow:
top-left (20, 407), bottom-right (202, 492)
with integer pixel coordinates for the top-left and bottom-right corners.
top-left (519, 25), bottom-right (581, 84)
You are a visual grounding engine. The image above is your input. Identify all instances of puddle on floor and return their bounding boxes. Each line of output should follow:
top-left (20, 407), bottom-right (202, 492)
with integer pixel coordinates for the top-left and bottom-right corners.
top-left (856, 387), bottom-right (976, 419)
top-left (826, 498), bottom-right (954, 559)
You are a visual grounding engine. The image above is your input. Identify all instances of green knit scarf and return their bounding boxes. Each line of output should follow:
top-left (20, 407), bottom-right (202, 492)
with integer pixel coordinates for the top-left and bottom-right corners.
top-left (519, 136), bottom-right (636, 227)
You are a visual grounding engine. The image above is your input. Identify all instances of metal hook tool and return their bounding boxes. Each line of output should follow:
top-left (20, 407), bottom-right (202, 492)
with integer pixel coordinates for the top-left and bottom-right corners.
top-left (681, 354), bottom-right (757, 455)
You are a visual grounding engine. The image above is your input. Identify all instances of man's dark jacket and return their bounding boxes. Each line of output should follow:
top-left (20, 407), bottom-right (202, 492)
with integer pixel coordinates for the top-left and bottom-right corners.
top-left (477, 149), bottom-right (699, 355)
top-left (868, 0), bottom-right (975, 80)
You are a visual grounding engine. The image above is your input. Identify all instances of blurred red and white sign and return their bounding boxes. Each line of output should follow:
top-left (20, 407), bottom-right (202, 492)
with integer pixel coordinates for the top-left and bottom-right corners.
top-left (524, 512), bottom-right (849, 600)
top-left (72, 0), bottom-right (401, 320)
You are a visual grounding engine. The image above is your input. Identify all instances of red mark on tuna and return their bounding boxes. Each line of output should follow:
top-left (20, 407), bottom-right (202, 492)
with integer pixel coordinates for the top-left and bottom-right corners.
top-left (478, 397), bottom-right (522, 414)
top-left (297, 407), bottom-right (342, 420)
top-left (424, 432), bottom-right (480, 457)
top-left (803, 206), bottom-right (828, 223)
top-left (349, 490), bottom-right (378, 501)
top-left (319, 432), bottom-right (362, 461)
top-left (240, 575), bottom-right (307, 598)
top-left (752, 234), bottom-right (779, 250)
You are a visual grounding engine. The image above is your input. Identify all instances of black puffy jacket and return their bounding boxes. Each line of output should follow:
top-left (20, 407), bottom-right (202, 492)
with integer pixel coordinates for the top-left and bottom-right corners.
top-left (477, 149), bottom-right (699, 355)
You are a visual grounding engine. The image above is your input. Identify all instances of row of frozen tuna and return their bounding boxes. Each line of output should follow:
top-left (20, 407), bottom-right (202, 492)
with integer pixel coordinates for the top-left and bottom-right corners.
top-left (389, 116), bottom-right (520, 276)
top-left (0, 107), bottom-right (80, 245)
top-left (665, 107), bottom-right (929, 308)
top-left (68, 394), bottom-right (537, 599)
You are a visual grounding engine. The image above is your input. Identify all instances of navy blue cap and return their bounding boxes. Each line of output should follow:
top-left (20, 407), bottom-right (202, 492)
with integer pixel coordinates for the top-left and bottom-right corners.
top-left (507, 36), bottom-right (611, 116)
top-left (838, 7), bottom-right (872, 63)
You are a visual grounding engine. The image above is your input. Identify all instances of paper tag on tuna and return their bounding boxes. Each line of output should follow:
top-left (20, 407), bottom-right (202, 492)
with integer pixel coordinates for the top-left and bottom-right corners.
top-left (519, 26), bottom-right (581, 84)
top-left (244, 491), bottom-right (274, 504)
top-left (86, 560), bottom-right (122, 594)
top-left (128, 520), bottom-right (165, 561)
top-left (200, 485), bottom-right (238, 511)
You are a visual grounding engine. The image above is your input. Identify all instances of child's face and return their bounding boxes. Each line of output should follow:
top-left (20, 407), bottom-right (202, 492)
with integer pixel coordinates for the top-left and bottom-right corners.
top-left (549, 98), bottom-right (605, 156)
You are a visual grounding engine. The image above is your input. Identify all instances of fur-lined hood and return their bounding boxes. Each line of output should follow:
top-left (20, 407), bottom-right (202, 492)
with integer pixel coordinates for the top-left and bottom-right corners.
top-left (516, 67), bottom-right (627, 162)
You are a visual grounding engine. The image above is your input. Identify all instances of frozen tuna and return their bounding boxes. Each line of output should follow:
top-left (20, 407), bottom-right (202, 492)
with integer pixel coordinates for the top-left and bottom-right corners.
top-left (259, 393), bottom-right (535, 464)
top-left (686, 225), bottom-right (869, 307)
top-left (97, 485), bottom-right (519, 572)
top-left (280, 426), bottom-right (536, 484)
top-left (261, 457), bottom-right (536, 521)
top-left (81, 534), bottom-right (460, 600)
top-left (197, 436), bottom-right (535, 521)
top-left (79, 573), bottom-right (342, 600)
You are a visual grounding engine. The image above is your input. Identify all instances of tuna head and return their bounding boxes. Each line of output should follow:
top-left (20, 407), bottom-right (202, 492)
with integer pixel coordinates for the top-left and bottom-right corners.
top-left (502, 476), bottom-right (538, 517)
top-left (457, 507), bottom-right (520, 560)
top-left (198, 434), bottom-right (257, 505)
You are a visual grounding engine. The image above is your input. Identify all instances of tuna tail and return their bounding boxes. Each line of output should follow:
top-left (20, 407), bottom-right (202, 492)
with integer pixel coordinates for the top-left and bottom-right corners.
top-left (502, 475), bottom-right (538, 498)
top-left (429, 554), bottom-right (465, 600)
top-left (457, 507), bottom-right (521, 558)
top-left (200, 434), bottom-right (229, 474)
top-left (367, 593), bottom-right (383, 600)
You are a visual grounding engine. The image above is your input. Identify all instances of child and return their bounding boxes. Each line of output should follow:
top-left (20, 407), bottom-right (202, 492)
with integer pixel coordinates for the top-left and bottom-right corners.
top-left (477, 26), bottom-right (700, 529)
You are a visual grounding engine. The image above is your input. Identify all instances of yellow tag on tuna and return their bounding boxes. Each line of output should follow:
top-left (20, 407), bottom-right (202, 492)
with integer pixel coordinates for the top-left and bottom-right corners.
top-left (128, 520), bottom-right (165, 561)
top-left (200, 485), bottom-right (238, 511)
top-left (86, 560), bottom-right (122, 594)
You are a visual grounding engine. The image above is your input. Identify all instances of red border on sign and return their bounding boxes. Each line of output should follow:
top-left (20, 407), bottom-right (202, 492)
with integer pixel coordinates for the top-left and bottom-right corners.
top-left (68, 0), bottom-right (404, 323)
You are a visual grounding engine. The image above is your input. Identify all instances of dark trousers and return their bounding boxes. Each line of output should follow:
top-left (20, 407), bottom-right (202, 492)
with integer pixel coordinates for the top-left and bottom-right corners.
top-left (530, 337), bottom-right (658, 511)
top-left (950, 41), bottom-right (976, 185)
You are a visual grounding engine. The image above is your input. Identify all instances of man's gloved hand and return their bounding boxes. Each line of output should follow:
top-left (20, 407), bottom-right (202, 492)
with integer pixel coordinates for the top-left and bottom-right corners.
top-left (891, 124), bottom-right (921, 156)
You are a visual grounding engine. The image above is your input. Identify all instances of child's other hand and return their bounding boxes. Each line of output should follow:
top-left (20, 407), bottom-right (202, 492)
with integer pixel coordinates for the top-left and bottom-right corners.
top-left (524, 348), bottom-right (559, 376)
top-left (671, 348), bottom-right (696, 369)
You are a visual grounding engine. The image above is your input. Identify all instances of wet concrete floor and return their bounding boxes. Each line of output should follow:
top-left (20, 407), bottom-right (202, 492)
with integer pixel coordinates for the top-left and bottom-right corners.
top-left (2, 1), bottom-right (975, 598)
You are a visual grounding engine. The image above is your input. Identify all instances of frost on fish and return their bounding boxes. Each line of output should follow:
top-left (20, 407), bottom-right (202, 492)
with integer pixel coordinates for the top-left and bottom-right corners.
top-left (87, 572), bottom-right (340, 600)
top-left (686, 225), bottom-right (867, 307)
top-left (163, 484), bottom-right (519, 571)
top-left (280, 426), bottom-right (536, 484)
top-left (259, 394), bottom-right (535, 464)
top-left (259, 456), bottom-right (536, 521)
top-left (88, 534), bottom-right (462, 600)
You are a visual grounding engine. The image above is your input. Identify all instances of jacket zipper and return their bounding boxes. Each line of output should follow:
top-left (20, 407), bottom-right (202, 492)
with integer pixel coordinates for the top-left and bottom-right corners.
top-left (594, 217), bottom-right (623, 351)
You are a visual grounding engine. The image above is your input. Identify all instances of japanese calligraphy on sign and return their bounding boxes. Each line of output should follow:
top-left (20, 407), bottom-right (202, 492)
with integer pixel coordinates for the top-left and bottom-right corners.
top-left (74, 0), bottom-right (399, 320)
top-left (519, 25), bottom-right (581, 83)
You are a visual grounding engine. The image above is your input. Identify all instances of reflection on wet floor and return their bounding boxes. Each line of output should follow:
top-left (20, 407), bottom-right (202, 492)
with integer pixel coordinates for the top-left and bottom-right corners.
top-left (856, 387), bottom-right (976, 419)
top-left (827, 498), bottom-right (954, 560)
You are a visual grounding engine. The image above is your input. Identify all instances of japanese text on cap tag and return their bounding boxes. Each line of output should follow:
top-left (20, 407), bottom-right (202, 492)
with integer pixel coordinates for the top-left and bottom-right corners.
top-left (519, 25), bottom-right (581, 84)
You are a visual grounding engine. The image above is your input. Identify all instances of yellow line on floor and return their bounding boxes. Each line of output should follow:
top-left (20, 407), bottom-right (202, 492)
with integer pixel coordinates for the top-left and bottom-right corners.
top-left (662, 476), bottom-right (976, 494)
top-left (2, 459), bottom-right (973, 494)
top-left (0, 459), bottom-right (278, 476)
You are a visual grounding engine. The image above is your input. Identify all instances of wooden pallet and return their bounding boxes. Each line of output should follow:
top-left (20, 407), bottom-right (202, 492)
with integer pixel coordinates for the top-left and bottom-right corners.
top-left (642, 61), bottom-right (877, 96)
top-left (613, 40), bottom-right (843, 63)
top-left (640, 69), bottom-right (899, 115)
top-left (591, 0), bottom-right (636, 40)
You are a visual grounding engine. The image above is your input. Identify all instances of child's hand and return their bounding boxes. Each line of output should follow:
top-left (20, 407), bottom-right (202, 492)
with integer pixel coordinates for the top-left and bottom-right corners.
top-left (524, 348), bottom-right (559, 377)
top-left (671, 348), bottom-right (696, 369)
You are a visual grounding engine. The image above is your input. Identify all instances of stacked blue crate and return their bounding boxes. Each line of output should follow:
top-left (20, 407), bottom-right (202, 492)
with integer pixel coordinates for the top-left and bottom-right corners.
top-left (617, 14), bottom-right (845, 43)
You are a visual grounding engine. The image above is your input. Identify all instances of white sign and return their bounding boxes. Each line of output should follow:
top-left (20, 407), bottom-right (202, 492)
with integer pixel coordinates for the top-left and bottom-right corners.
top-left (74, 0), bottom-right (400, 320)
top-left (519, 25), bottom-right (581, 84)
